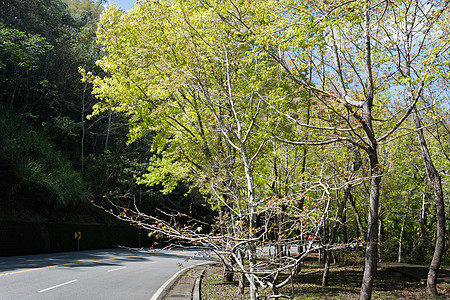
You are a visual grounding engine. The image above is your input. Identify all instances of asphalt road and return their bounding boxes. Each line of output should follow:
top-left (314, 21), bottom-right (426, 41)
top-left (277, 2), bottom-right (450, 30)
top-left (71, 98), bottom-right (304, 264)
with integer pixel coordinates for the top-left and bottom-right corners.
top-left (0, 248), bottom-right (213, 299)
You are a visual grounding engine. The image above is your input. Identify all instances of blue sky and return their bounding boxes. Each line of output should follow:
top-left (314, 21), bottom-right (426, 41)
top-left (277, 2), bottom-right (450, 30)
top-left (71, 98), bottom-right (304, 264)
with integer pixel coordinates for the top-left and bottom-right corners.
top-left (106, 0), bottom-right (136, 11)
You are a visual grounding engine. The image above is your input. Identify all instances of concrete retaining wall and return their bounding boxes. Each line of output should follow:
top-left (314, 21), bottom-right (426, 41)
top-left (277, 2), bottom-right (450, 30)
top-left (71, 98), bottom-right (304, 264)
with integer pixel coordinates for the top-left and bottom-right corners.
top-left (0, 221), bottom-right (153, 256)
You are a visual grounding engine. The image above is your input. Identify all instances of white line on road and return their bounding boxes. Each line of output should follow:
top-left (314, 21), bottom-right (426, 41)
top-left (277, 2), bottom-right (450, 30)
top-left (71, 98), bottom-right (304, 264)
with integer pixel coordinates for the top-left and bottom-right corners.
top-left (107, 266), bottom-right (126, 272)
top-left (150, 268), bottom-right (184, 300)
top-left (38, 280), bottom-right (78, 293)
top-left (150, 261), bottom-right (214, 300)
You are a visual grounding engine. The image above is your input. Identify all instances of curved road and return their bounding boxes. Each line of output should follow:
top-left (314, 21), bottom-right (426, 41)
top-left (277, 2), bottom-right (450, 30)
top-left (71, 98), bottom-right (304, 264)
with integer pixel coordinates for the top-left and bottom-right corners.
top-left (0, 248), bottom-right (213, 299)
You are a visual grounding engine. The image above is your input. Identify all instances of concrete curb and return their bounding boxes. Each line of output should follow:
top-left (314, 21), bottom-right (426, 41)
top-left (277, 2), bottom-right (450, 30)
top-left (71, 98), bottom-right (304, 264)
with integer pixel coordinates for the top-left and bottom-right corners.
top-left (150, 261), bottom-right (215, 300)
top-left (192, 269), bottom-right (205, 300)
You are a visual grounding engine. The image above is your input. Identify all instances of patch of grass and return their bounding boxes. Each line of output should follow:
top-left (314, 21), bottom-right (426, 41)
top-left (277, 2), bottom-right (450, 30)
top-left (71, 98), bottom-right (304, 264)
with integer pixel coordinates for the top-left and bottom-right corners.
top-left (201, 262), bottom-right (449, 299)
top-left (202, 266), bottom-right (249, 300)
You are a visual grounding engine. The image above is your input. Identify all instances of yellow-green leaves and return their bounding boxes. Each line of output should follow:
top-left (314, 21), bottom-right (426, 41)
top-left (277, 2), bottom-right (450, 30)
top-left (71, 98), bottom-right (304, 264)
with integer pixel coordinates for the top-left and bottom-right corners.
top-left (138, 154), bottom-right (190, 195)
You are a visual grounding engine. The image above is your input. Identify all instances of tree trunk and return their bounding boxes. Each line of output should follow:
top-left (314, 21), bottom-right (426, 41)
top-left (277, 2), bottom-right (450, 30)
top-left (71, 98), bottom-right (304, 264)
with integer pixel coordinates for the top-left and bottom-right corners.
top-left (224, 265), bottom-right (234, 282)
top-left (420, 192), bottom-right (427, 241)
top-left (240, 142), bottom-right (259, 300)
top-left (378, 217), bottom-right (382, 263)
top-left (360, 149), bottom-right (381, 300)
top-left (323, 185), bottom-right (349, 286)
top-left (105, 109), bottom-right (112, 151)
top-left (349, 191), bottom-right (365, 240)
top-left (342, 202), bottom-right (348, 243)
top-left (359, 2), bottom-right (381, 298)
top-left (398, 205), bottom-right (409, 263)
top-left (237, 249), bottom-right (245, 294)
top-left (413, 109), bottom-right (445, 295)
top-left (81, 82), bottom-right (87, 178)
top-left (248, 244), bottom-right (258, 300)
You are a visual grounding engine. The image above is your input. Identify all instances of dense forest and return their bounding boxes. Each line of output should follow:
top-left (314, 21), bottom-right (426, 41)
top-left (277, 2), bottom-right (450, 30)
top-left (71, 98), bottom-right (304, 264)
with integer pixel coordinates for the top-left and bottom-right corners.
top-left (2, 0), bottom-right (450, 299)
top-left (0, 0), bottom-right (210, 223)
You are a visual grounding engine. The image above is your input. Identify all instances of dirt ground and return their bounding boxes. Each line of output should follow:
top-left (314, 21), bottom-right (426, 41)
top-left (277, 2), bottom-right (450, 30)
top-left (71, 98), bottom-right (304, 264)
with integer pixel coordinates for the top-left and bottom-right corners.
top-left (201, 261), bottom-right (450, 300)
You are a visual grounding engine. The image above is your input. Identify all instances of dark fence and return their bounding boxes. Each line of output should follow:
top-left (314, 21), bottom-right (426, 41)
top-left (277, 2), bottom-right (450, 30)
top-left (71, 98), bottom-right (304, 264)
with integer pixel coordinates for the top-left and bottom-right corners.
top-left (0, 221), bottom-right (154, 256)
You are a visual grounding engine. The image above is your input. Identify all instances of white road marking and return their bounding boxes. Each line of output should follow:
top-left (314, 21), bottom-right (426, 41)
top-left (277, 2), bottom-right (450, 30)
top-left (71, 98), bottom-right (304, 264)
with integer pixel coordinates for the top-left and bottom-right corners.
top-left (107, 266), bottom-right (126, 272)
top-left (38, 280), bottom-right (78, 293)
top-left (150, 268), bottom-right (185, 300)
top-left (148, 262), bottom-right (212, 300)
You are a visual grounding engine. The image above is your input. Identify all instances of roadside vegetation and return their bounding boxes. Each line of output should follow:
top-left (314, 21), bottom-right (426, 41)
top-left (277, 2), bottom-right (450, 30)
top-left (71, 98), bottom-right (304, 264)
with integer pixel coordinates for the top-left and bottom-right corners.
top-left (202, 256), bottom-right (448, 299)
top-left (0, 0), bottom-right (209, 222)
top-left (0, 108), bottom-right (90, 210)
top-left (2, 1), bottom-right (450, 299)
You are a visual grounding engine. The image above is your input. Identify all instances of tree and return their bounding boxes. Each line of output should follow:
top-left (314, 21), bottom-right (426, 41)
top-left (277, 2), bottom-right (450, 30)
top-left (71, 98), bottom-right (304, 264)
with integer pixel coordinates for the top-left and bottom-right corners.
top-left (84, 2), bottom-right (345, 299)
top-left (239, 0), bottom-right (449, 298)
top-left (382, 1), bottom-right (449, 293)
top-left (0, 25), bottom-right (52, 108)
top-left (85, 0), bottom-right (450, 299)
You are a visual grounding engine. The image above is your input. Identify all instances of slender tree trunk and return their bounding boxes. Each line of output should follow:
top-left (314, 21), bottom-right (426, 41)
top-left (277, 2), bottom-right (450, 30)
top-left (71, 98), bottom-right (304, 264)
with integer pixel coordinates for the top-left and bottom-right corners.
top-left (105, 109), bottom-right (112, 151)
top-left (219, 205), bottom-right (235, 283)
top-left (360, 150), bottom-right (381, 300)
top-left (378, 217), bottom-right (382, 262)
top-left (322, 185), bottom-right (349, 286)
top-left (81, 82), bottom-right (87, 178)
top-left (241, 142), bottom-right (259, 300)
top-left (343, 202), bottom-right (348, 243)
top-left (349, 192), bottom-right (365, 240)
top-left (248, 244), bottom-right (258, 300)
top-left (420, 192), bottom-right (427, 240)
top-left (360, 2), bottom-right (381, 298)
top-left (237, 249), bottom-right (245, 294)
top-left (221, 50), bottom-right (259, 300)
top-left (398, 205), bottom-right (409, 263)
top-left (271, 144), bottom-right (286, 260)
top-left (9, 79), bottom-right (19, 109)
top-left (224, 265), bottom-right (234, 282)
top-left (413, 109), bottom-right (445, 295)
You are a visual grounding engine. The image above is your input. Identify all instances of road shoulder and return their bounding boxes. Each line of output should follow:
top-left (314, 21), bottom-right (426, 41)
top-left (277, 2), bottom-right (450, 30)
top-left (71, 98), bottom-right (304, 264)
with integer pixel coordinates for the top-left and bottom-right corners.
top-left (151, 261), bottom-right (214, 300)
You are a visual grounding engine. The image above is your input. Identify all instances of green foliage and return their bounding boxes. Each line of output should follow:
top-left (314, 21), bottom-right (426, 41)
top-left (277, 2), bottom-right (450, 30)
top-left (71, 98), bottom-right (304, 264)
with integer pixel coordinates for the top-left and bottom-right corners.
top-left (82, 0), bottom-right (450, 270)
top-left (0, 24), bottom-right (53, 107)
top-left (0, 0), bottom-right (74, 38)
top-left (0, 24), bottom-right (52, 70)
top-left (0, 108), bottom-right (91, 209)
top-left (138, 154), bottom-right (190, 195)
top-left (86, 1), bottom-right (298, 199)
top-left (64, 0), bottom-right (103, 27)
top-left (83, 149), bottom-right (147, 200)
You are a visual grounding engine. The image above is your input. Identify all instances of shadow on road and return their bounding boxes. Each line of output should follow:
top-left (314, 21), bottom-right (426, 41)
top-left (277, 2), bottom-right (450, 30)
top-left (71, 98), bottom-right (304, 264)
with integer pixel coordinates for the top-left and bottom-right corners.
top-left (0, 248), bottom-right (213, 274)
